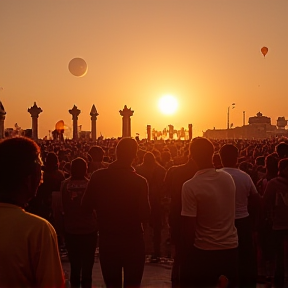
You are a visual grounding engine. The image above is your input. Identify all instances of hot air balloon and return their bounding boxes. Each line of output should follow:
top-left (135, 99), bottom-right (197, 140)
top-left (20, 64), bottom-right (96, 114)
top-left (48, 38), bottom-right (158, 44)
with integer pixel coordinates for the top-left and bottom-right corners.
top-left (261, 47), bottom-right (268, 58)
top-left (68, 58), bottom-right (88, 77)
top-left (55, 120), bottom-right (65, 131)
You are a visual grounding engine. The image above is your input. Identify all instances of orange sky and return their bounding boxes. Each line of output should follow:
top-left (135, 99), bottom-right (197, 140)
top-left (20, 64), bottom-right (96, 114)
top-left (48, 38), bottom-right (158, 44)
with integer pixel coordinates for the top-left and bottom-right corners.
top-left (0, 0), bottom-right (287, 139)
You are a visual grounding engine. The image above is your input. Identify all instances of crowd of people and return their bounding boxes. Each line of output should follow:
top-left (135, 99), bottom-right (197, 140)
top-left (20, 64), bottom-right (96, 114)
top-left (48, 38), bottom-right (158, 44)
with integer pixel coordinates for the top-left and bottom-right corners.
top-left (0, 135), bottom-right (288, 288)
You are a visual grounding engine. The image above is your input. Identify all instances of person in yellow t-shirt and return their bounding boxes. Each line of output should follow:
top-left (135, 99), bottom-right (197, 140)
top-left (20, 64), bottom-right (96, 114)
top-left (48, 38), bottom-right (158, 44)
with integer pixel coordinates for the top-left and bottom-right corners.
top-left (0, 137), bottom-right (65, 288)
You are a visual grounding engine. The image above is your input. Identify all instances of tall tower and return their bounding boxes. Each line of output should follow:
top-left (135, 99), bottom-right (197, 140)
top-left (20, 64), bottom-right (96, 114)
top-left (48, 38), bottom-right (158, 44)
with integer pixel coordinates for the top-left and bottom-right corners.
top-left (119, 105), bottom-right (134, 137)
top-left (90, 104), bottom-right (99, 141)
top-left (69, 105), bottom-right (81, 140)
top-left (28, 102), bottom-right (42, 140)
top-left (0, 101), bottom-right (6, 139)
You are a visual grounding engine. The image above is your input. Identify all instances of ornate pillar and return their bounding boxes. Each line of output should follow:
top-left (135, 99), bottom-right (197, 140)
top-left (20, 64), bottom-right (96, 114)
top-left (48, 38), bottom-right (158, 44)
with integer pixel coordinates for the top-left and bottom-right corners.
top-left (168, 124), bottom-right (174, 140)
top-left (28, 102), bottom-right (42, 140)
top-left (69, 105), bottom-right (81, 140)
top-left (119, 105), bottom-right (134, 138)
top-left (147, 125), bottom-right (151, 141)
top-left (188, 124), bottom-right (193, 141)
top-left (0, 101), bottom-right (6, 139)
top-left (90, 104), bottom-right (99, 142)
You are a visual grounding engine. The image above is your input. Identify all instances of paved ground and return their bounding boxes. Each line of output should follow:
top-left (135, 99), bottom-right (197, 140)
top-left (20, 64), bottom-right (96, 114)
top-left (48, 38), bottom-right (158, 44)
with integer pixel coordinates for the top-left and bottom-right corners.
top-left (61, 225), bottom-right (267, 288)
top-left (62, 257), bottom-right (172, 288)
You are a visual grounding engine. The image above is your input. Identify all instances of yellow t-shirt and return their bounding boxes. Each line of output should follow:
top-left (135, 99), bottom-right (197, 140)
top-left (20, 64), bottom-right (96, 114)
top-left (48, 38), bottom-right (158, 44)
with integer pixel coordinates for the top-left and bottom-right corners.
top-left (0, 203), bottom-right (65, 288)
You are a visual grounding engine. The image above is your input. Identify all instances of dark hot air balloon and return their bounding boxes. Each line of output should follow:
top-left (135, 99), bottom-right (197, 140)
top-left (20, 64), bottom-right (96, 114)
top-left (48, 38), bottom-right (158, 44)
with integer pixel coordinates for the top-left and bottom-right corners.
top-left (261, 47), bottom-right (268, 58)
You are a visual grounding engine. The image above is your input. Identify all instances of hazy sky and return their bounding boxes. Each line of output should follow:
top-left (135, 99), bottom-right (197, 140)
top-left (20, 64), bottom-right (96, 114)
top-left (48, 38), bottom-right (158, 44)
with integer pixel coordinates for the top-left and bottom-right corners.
top-left (1, 0), bottom-right (287, 138)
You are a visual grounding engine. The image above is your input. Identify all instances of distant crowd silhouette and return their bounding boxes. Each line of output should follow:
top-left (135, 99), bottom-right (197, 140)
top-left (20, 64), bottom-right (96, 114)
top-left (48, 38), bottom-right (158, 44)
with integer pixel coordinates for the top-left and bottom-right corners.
top-left (1, 135), bottom-right (288, 288)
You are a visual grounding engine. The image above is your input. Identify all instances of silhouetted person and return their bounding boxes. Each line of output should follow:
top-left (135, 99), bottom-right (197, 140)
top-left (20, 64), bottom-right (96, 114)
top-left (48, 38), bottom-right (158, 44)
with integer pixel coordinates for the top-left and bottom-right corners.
top-left (219, 144), bottom-right (259, 288)
top-left (165, 155), bottom-right (198, 287)
top-left (0, 137), bottom-right (64, 288)
top-left (181, 137), bottom-right (238, 288)
top-left (82, 138), bottom-right (150, 288)
top-left (275, 142), bottom-right (288, 159)
top-left (263, 158), bottom-right (288, 288)
top-left (136, 152), bottom-right (166, 261)
top-left (60, 157), bottom-right (97, 288)
top-left (87, 145), bottom-right (109, 175)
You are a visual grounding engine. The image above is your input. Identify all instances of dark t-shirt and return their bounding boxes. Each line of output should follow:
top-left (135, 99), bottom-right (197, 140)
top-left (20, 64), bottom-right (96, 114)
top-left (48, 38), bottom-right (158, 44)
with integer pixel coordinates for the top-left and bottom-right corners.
top-left (61, 178), bottom-right (97, 234)
top-left (82, 161), bottom-right (150, 244)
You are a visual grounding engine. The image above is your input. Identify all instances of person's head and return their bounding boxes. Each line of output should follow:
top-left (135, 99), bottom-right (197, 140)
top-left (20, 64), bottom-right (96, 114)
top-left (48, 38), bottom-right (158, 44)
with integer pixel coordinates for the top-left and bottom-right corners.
top-left (264, 153), bottom-right (279, 179)
top-left (70, 157), bottom-right (87, 180)
top-left (212, 153), bottom-right (223, 169)
top-left (88, 146), bottom-right (105, 162)
top-left (143, 152), bottom-right (156, 166)
top-left (219, 144), bottom-right (238, 167)
top-left (115, 138), bottom-right (138, 163)
top-left (238, 161), bottom-right (253, 176)
top-left (189, 137), bottom-right (214, 169)
top-left (255, 156), bottom-right (265, 167)
top-left (276, 142), bottom-right (288, 159)
top-left (44, 152), bottom-right (59, 171)
top-left (0, 137), bottom-right (42, 205)
top-left (278, 158), bottom-right (288, 178)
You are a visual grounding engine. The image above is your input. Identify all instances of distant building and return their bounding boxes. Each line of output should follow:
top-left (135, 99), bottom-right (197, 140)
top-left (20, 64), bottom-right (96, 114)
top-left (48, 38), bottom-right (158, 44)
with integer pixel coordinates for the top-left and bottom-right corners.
top-left (203, 112), bottom-right (288, 139)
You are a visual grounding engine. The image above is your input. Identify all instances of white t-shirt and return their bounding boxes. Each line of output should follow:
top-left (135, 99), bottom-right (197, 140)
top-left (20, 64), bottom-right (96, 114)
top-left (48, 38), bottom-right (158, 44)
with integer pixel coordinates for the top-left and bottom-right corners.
top-left (181, 168), bottom-right (238, 250)
top-left (220, 167), bottom-right (258, 219)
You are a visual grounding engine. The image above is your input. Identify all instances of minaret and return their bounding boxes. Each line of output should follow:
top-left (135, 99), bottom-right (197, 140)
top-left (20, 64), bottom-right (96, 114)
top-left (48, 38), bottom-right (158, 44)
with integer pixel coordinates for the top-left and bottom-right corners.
top-left (69, 105), bottom-right (81, 140)
top-left (0, 101), bottom-right (6, 139)
top-left (188, 124), bottom-right (193, 141)
top-left (90, 104), bottom-right (99, 142)
top-left (147, 125), bottom-right (151, 141)
top-left (119, 105), bottom-right (134, 138)
top-left (28, 102), bottom-right (42, 140)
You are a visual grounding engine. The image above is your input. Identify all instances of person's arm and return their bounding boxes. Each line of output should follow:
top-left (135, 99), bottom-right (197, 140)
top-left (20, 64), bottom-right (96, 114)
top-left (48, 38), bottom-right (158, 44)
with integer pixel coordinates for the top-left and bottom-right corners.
top-left (248, 177), bottom-right (261, 209)
top-left (138, 178), bottom-right (151, 223)
top-left (263, 180), bottom-right (276, 212)
top-left (181, 182), bottom-right (197, 248)
top-left (81, 172), bottom-right (98, 213)
top-left (34, 222), bottom-right (65, 288)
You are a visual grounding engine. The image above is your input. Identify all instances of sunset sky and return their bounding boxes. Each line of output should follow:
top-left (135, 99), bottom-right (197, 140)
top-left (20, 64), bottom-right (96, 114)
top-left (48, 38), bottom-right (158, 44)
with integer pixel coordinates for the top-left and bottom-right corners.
top-left (0, 0), bottom-right (287, 139)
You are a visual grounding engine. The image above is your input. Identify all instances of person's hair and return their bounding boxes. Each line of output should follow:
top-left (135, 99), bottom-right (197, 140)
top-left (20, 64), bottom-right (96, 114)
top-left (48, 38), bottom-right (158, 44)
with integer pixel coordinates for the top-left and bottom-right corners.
top-left (276, 142), bottom-right (288, 159)
top-left (116, 138), bottom-right (138, 162)
top-left (212, 153), bottom-right (222, 169)
top-left (278, 158), bottom-right (288, 177)
top-left (219, 144), bottom-right (238, 167)
top-left (189, 137), bottom-right (214, 167)
top-left (255, 156), bottom-right (265, 167)
top-left (265, 153), bottom-right (278, 179)
top-left (238, 161), bottom-right (253, 175)
top-left (70, 157), bottom-right (87, 180)
top-left (88, 146), bottom-right (104, 162)
top-left (0, 137), bottom-right (41, 194)
top-left (143, 152), bottom-right (156, 166)
top-left (44, 152), bottom-right (59, 171)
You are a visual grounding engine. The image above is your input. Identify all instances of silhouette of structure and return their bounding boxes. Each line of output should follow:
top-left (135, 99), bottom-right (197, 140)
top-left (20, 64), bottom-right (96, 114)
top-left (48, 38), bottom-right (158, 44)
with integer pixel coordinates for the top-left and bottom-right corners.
top-left (119, 105), bottom-right (134, 138)
top-left (188, 124), bottom-right (193, 141)
top-left (28, 102), bottom-right (42, 140)
top-left (69, 105), bottom-right (81, 140)
top-left (90, 104), bottom-right (99, 141)
top-left (0, 101), bottom-right (6, 139)
top-left (204, 112), bottom-right (288, 139)
top-left (147, 125), bottom-right (151, 141)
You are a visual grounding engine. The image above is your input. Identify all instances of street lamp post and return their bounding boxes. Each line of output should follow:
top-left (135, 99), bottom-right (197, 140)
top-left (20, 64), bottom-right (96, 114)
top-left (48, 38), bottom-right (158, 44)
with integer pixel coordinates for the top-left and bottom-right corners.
top-left (227, 103), bottom-right (235, 129)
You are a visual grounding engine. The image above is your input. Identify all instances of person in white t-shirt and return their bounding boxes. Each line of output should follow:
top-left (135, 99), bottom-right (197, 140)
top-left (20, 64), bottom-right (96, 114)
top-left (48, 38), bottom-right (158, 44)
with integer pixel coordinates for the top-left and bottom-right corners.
top-left (219, 144), bottom-right (260, 288)
top-left (181, 137), bottom-right (238, 288)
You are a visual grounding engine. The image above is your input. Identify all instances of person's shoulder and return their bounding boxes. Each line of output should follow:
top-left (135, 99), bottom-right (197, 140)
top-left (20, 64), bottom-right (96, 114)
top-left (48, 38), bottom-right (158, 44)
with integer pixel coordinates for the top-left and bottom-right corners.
top-left (90, 167), bottom-right (109, 179)
top-left (24, 211), bottom-right (56, 231)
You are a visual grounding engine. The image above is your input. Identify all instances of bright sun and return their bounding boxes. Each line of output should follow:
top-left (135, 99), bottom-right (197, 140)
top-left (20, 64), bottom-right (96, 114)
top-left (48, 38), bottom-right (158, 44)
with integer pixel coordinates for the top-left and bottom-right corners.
top-left (158, 95), bottom-right (178, 115)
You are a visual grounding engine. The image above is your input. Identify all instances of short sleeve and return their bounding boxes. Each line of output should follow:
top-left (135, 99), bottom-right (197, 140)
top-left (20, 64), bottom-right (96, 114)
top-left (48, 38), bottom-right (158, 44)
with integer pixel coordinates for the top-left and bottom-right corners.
top-left (181, 181), bottom-right (197, 217)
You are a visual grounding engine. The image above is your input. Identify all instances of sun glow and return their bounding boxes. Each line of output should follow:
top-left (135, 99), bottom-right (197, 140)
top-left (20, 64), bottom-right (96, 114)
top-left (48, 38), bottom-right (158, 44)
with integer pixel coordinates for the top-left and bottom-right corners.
top-left (158, 95), bottom-right (178, 115)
